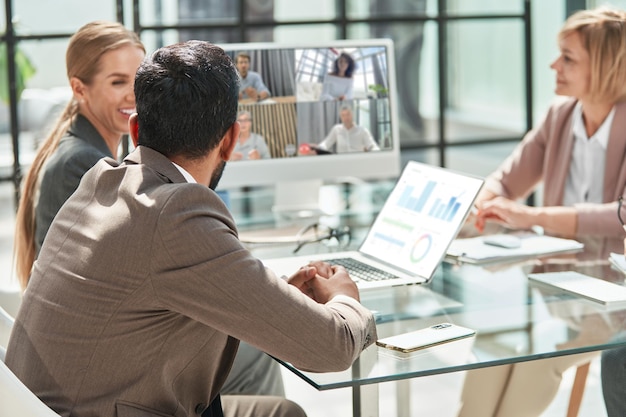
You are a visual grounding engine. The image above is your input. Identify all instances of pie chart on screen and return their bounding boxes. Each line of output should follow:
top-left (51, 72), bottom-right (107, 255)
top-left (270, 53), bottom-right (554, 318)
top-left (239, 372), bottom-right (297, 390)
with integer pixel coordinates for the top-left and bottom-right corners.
top-left (410, 233), bottom-right (433, 263)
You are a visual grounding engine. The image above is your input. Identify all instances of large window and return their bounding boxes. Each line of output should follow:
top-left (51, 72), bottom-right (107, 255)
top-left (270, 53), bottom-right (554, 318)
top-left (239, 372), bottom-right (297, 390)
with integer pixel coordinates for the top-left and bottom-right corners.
top-left (1, 0), bottom-right (578, 206)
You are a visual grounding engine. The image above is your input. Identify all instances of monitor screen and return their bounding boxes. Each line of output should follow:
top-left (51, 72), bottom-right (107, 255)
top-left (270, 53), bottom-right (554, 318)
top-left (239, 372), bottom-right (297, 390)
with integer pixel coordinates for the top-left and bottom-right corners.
top-left (217, 38), bottom-right (401, 215)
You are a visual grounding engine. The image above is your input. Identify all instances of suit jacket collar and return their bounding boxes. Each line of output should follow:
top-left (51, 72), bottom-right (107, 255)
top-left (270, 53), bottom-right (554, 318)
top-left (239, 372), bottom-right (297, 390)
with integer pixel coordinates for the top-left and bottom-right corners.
top-left (544, 99), bottom-right (576, 206)
top-left (549, 99), bottom-right (626, 204)
top-left (604, 101), bottom-right (626, 201)
top-left (66, 114), bottom-right (114, 157)
top-left (123, 145), bottom-right (187, 184)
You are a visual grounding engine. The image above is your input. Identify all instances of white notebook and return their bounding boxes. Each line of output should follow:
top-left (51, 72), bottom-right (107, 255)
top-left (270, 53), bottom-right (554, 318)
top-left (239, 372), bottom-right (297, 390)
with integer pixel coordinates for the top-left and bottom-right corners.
top-left (528, 271), bottom-right (626, 306)
top-left (446, 233), bottom-right (584, 265)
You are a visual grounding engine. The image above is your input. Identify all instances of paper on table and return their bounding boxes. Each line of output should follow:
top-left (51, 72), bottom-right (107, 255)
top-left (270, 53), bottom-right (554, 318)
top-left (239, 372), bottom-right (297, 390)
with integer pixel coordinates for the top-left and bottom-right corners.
top-left (528, 271), bottom-right (626, 306)
top-left (445, 232), bottom-right (584, 265)
top-left (609, 252), bottom-right (626, 275)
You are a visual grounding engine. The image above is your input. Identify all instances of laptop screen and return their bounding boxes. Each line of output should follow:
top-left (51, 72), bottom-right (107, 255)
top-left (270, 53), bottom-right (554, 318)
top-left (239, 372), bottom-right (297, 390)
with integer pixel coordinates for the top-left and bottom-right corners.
top-left (359, 161), bottom-right (484, 279)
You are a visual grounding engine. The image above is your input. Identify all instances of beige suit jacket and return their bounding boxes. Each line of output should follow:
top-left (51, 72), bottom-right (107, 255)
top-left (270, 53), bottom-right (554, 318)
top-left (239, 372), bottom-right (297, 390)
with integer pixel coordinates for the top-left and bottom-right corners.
top-left (484, 98), bottom-right (626, 255)
top-left (6, 146), bottom-right (377, 417)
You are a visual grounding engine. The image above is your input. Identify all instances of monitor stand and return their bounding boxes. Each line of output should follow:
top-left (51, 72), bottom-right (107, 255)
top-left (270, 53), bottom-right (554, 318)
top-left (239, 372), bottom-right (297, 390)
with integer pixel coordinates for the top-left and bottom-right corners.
top-left (236, 180), bottom-right (325, 245)
top-left (272, 179), bottom-right (325, 222)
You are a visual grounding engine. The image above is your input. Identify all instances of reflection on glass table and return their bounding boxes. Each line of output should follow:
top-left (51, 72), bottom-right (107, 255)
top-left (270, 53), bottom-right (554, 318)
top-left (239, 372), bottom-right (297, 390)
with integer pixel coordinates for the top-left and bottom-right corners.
top-left (255, 234), bottom-right (626, 417)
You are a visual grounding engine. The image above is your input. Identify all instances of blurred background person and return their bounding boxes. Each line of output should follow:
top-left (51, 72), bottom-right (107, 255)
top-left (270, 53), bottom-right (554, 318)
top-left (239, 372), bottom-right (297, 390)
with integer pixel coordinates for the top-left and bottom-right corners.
top-left (230, 110), bottom-right (271, 161)
top-left (320, 52), bottom-right (355, 101)
top-left (236, 52), bottom-right (271, 101)
top-left (313, 105), bottom-right (379, 153)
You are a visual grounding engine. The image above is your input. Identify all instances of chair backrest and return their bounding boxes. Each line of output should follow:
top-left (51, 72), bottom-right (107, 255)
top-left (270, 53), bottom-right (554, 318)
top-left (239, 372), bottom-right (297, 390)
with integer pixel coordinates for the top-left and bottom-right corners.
top-left (0, 289), bottom-right (21, 362)
top-left (0, 289), bottom-right (22, 317)
top-left (0, 305), bottom-right (15, 362)
top-left (0, 360), bottom-right (62, 417)
top-left (0, 294), bottom-right (62, 417)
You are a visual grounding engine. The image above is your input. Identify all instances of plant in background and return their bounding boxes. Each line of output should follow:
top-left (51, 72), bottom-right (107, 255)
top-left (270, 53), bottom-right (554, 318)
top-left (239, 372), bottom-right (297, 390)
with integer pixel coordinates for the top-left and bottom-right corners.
top-left (0, 42), bottom-right (36, 105)
top-left (368, 84), bottom-right (388, 98)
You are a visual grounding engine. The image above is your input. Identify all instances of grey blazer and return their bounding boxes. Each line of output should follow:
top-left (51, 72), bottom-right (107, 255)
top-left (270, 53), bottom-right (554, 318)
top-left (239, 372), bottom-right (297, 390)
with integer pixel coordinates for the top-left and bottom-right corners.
top-left (35, 114), bottom-right (113, 252)
top-left (6, 146), bottom-right (376, 417)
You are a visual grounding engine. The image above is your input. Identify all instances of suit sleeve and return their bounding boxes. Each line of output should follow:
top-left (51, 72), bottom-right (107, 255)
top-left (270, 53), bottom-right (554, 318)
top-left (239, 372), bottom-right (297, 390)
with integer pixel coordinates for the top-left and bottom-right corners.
top-left (483, 113), bottom-right (552, 201)
top-left (149, 185), bottom-right (377, 372)
top-left (574, 201), bottom-right (624, 237)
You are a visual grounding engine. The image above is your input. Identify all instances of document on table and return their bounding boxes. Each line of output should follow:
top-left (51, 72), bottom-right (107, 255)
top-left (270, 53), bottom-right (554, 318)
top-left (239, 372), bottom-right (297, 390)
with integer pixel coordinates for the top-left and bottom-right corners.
top-left (445, 232), bottom-right (584, 265)
top-left (609, 252), bottom-right (626, 276)
top-left (528, 271), bottom-right (626, 307)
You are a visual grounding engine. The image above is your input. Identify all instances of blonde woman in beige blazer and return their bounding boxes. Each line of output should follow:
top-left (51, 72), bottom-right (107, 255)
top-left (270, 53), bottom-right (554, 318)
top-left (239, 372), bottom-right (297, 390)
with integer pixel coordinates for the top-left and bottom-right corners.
top-left (459, 6), bottom-right (626, 417)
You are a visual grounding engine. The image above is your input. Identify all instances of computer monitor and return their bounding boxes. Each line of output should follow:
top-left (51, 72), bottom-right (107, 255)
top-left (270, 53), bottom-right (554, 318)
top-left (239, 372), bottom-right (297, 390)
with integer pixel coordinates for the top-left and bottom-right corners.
top-left (217, 38), bottom-right (401, 217)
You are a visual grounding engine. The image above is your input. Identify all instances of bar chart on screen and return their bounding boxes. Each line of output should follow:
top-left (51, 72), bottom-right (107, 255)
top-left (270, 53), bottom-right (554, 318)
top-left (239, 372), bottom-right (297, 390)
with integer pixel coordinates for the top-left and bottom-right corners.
top-left (396, 180), bottom-right (468, 224)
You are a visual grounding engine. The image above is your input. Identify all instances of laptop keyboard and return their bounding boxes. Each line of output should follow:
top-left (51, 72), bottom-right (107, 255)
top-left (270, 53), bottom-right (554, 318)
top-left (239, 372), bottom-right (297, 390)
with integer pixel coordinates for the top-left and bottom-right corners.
top-left (327, 258), bottom-right (400, 282)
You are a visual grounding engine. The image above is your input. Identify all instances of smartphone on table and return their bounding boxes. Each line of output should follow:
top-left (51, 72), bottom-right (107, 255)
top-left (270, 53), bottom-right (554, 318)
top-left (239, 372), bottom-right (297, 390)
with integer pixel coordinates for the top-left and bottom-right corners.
top-left (376, 323), bottom-right (476, 353)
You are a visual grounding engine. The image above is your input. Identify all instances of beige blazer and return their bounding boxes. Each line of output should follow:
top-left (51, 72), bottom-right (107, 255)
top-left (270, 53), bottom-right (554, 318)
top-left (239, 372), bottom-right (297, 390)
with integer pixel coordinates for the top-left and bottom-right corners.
top-left (6, 146), bottom-right (377, 417)
top-left (484, 98), bottom-right (626, 255)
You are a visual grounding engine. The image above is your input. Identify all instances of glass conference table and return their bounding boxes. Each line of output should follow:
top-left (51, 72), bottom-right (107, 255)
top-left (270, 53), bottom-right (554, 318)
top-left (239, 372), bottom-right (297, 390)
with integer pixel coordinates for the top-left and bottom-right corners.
top-left (242, 215), bottom-right (626, 417)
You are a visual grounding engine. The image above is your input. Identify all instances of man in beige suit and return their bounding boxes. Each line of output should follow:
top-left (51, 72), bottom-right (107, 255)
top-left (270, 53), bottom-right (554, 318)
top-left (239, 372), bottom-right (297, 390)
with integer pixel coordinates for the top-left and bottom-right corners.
top-left (5, 40), bottom-right (377, 417)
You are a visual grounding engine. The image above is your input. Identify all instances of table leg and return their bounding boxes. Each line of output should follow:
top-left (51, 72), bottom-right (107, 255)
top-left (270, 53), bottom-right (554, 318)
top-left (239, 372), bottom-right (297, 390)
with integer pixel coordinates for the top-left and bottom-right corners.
top-left (351, 345), bottom-right (379, 417)
top-left (396, 379), bottom-right (410, 417)
top-left (352, 383), bottom-right (379, 417)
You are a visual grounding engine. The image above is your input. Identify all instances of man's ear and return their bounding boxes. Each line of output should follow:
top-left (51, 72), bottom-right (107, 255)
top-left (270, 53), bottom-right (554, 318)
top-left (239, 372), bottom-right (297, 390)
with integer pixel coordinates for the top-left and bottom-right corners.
top-left (220, 121), bottom-right (240, 161)
top-left (129, 113), bottom-right (139, 147)
top-left (69, 76), bottom-right (86, 102)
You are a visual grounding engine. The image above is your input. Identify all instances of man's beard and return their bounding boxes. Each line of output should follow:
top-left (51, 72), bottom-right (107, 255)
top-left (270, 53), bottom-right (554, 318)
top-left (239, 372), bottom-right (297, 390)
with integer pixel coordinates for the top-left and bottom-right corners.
top-left (209, 160), bottom-right (226, 190)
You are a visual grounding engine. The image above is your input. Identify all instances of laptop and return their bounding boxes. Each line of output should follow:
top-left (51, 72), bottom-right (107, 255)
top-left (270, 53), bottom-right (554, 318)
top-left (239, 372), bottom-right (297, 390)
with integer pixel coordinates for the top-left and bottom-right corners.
top-left (262, 161), bottom-right (484, 290)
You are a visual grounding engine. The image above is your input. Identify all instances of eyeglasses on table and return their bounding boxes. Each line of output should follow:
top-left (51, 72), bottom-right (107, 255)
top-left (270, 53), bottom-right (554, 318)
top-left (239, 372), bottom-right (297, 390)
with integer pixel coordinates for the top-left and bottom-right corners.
top-left (293, 223), bottom-right (352, 254)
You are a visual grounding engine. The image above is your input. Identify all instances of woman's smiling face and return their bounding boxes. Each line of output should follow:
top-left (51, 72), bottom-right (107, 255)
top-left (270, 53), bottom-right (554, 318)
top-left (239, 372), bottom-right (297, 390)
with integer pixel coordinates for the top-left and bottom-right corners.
top-left (73, 44), bottom-right (145, 144)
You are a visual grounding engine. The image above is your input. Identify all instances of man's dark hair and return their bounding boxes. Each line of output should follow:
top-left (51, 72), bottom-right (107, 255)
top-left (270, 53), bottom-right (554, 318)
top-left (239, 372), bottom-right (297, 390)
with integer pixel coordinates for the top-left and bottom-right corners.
top-left (134, 40), bottom-right (239, 159)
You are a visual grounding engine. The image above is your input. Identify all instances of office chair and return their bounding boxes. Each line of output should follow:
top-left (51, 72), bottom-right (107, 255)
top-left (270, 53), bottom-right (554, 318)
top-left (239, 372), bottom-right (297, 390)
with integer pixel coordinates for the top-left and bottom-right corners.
top-left (0, 360), bottom-right (63, 417)
top-left (0, 305), bottom-right (15, 362)
top-left (0, 300), bottom-right (62, 417)
top-left (567, 361), bottom-right (591, 417)
top-left (0, 288), bottom-right (22, 317)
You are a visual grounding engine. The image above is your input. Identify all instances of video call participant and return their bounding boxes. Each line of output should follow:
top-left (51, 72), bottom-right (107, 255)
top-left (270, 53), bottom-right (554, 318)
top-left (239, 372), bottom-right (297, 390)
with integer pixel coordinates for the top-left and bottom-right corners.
top-left (230, 110), bottom-right (271, 160)
top-left (320, 52), bottom-right (355, 101)
top-left (236, 52), bottom-right (271, 101)
top-left (5, 40), bottom-right (377, 417)
top-left (314, 105), bottom-right (379, 153)
top-left (460, 6), bottom-right (626, 417)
